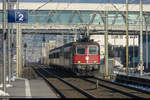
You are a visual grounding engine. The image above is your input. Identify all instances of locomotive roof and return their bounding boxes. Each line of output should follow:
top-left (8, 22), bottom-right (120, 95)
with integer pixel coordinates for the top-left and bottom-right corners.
top-left (49, 40), bottom-right (99, 52)
top-left (73, 41), bottom-right (100, 46)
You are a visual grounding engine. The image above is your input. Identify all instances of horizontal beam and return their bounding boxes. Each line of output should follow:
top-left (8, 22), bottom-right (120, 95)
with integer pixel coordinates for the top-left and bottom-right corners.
top-left (0, 24), bottom-right (150, 34)
top-left (0, 28), bottom-right (147, 35)
top-left (0, 23), bottom-right (149, 35)
top-left (1, 23), bottom-right (150, 30)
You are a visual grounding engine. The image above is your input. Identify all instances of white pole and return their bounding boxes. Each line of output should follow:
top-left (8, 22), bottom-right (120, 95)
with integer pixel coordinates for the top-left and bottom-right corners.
top-left (145, 17), bottom-right (148, 70)
top-left (16, 0), bottom-right (22, 77)
top-left (2, 0), bottom-right (7, 92)
top-left (140, 0), bottom-right (143, 76)
top-left (16, 0), bottom-right (19, 77)
top-left (7, 0), bottom-right (11, 84)
top-left (10, 1), bottom-right (15, 80)
top-left (126, 0), bottom-right (129, 74)
top-left (104, 11), bottom-right (109, 78)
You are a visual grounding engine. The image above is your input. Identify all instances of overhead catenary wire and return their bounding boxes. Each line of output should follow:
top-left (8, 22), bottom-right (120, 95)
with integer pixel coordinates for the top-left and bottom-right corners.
top-left (25, 0), bottom-right (53, 33)
top-left (30, 0), bottom-right (52, 13)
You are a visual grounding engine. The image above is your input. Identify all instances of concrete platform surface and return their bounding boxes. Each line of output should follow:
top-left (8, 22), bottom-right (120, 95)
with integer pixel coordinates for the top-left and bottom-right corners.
top-left (5, 78), bottom-right (57, 98)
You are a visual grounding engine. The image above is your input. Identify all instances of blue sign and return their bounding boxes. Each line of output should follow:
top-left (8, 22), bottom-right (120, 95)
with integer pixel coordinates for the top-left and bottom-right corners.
top-left (8, 10), bottom-right (28, 23)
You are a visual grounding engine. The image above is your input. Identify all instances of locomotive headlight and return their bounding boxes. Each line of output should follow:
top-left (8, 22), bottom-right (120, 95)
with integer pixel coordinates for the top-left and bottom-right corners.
top-left (94, 61), bottom-right (97, 63)
top-left (85, 56), bottom-right (89, 61)
top-left (78, 61), bottom-right (81, 64)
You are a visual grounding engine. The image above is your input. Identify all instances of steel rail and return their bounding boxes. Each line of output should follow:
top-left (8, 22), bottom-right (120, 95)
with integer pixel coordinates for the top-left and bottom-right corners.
top-left (94, 77), bottom-right (150, 95)
top-left (32, 67), bottom-right (66, 98)
top-left (40, 67), bottom-right (96, 98)
top-left (81, 78), bottom-right (143, 98)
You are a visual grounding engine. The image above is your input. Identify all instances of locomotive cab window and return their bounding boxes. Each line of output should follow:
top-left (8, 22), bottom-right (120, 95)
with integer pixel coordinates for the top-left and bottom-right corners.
top-left (76, 46), bottom-right (85, 55)
top-left (88, 45), bottom-right (98, 55)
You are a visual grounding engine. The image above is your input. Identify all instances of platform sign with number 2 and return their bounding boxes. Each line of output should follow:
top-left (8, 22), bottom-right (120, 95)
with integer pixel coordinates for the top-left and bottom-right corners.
top-left (8, 10), bottom-right (28, 23)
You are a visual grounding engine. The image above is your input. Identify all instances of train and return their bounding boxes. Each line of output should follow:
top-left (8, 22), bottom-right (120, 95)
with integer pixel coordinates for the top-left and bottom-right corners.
top-left (47, 37), bottom-right (101, 76)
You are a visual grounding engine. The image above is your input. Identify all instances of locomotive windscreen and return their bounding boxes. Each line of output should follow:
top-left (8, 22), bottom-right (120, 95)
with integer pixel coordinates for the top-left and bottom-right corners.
top-left (88, 45), bottom-right (98, 55)
top-left (76, 46), bottom-right (85, 55)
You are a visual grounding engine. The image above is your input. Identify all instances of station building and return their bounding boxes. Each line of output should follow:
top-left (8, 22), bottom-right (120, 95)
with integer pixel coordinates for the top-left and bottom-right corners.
top-left (0, 0), bottom-right (150, 71)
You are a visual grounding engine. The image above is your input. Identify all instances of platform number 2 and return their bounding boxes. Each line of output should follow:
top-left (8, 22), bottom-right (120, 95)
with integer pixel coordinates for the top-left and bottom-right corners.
top-left (16, 11), bottom-right (24, 22)
top-left (18, 13), bottom-right (24, 21)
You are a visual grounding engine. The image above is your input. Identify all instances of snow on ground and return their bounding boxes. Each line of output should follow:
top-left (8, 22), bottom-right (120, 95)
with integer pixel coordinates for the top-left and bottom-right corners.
top-left (0, 90), bottom-right (9, 96)
top-left (0, 75), bottom-right (26, 97)
top-left (11, 76), bottom-right (26, 81)
top-left (0, 84), bottom-right (13, 88)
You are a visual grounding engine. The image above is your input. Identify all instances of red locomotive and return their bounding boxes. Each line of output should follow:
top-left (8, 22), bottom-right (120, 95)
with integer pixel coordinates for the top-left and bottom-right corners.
top-left (49, 37), bottom-right (100, 76)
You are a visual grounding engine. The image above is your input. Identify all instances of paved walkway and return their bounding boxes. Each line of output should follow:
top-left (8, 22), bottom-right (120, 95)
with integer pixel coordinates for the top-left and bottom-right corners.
top-left (0, 62), bottom-right (57, 98)
top-left (0, 78), bottom-right (57, 98)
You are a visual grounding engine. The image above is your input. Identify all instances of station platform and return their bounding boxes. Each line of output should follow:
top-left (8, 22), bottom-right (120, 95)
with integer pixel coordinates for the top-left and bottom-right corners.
top-left (114, 72), bottom-right (150, 88)
top-left (114, 71), bottom-right (150, 79)
top-left (0, 77), bottom-right (57, 98)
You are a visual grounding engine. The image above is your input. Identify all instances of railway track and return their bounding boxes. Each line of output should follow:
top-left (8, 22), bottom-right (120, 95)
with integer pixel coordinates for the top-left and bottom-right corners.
top-left (94, 76), bottom-right (150, 95)
top-left (32, 65), bottom-right (96, 98)
top-left (83, 77), bottom-right (150, 98)
top-left (32, 64), bottom-right (150, 98)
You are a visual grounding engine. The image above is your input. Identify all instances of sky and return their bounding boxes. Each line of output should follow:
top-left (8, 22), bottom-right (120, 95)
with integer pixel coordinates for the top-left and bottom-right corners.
top-left (0, 0), bottom-right (150, 4)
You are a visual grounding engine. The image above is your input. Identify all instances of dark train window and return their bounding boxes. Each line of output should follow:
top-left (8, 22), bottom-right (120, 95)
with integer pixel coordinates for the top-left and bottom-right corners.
top-left (54, 53), bottom-right (56, 58)
top-left (49, 54), bottom-right (53, 58)
top-left (53, 52), bottom-right (59, 58)
top-left (88, 45), bottom-right (98, 55)
top-left (76, 46), bottom-right (85, 55)
top-left (49, 52), bottom-right (60, 58)
top-left (56, 52), bottom-right (59, 58)
top-left (64, 52), bottom-right (70, 59)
